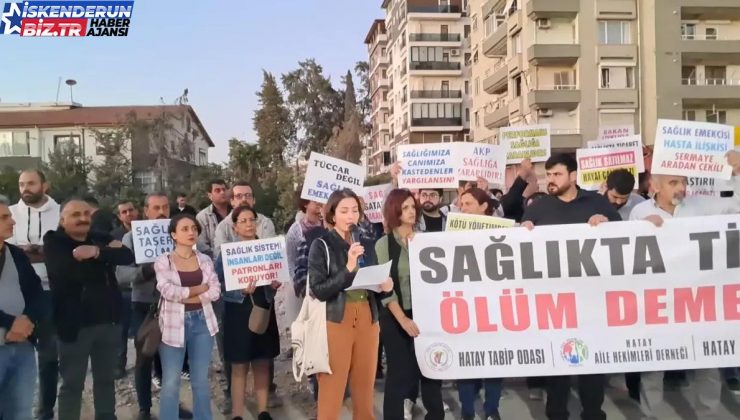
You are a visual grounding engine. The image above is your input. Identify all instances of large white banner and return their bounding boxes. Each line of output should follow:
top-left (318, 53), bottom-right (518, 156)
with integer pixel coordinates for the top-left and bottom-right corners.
top-left (408, 216), bottom-right (740, 379)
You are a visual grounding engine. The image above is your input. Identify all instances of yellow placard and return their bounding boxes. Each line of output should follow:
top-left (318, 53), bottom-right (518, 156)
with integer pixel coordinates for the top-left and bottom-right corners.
top-left (578, 166), bottom-right (638, 189)
top-left (445, 213), bottom-right (516, 231)
top-left (735, 126), bottom-right (740, 147)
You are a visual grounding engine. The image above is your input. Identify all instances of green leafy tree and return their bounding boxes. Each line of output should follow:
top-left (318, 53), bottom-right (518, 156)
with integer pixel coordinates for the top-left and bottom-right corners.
top-left (326, 71), bottom-right (364, 164)
top-left (0, 166), bottom-right (20, 203)
top-left (354, 61), bottom-right (372, 134)
top-left (282, 59), bottom-right (344, 159)
top-left (254, 71), bottom-right (294, 167)
top-left (228, 139), bottom-right (264, 185)
top-left (90, 127), bottom-right (135, 210)
top-left (43, 143), bottom-right (91, 202)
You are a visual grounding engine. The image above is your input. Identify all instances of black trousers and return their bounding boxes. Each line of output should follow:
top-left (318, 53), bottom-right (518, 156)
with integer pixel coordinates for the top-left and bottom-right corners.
top-left (546, 374), bottom-right (606, 420)
top-left (380, 309), bottom-right (444, 420)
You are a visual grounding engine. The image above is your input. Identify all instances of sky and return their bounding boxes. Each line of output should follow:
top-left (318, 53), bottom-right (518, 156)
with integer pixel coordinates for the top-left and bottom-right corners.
top-left (1, 0), bottom-right (383, 163)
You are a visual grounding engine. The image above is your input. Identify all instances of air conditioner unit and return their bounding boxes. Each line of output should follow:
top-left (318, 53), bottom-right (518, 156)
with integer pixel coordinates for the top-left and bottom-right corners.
top-left (537, 18), bottom-right (551, 29)
top-left (538, 108), bottom-right (553, 117)
top-left (450, 49), bottom-right (461, 56)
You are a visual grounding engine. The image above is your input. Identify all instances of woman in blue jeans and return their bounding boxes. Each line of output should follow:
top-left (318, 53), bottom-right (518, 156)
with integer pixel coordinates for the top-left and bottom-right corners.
top-left (155, 214), bottom-right (221, 420)
top-left (457, 188), bottom-right (504, 420)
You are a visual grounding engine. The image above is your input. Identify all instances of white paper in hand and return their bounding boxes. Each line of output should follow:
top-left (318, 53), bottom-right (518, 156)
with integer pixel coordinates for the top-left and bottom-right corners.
top-left (346, 261), bottom-right (392, 293)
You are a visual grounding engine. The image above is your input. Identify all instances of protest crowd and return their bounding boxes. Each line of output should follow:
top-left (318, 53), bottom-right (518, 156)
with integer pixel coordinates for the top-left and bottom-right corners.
top-left (1, 119), bottom-right (740, 420)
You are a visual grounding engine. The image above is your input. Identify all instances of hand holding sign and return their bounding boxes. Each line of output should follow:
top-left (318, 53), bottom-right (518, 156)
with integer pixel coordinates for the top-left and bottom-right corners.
top-left (727, 150), bottom-right (740, 174)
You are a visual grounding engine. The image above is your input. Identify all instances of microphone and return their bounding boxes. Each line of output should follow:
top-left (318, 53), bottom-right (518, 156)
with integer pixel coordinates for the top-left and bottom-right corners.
top-left (348, 224), bottom-right (365, 267)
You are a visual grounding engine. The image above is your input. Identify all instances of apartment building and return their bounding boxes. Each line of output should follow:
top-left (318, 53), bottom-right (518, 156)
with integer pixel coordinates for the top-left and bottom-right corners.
top-left (640, 0), bottom-right (740, 144)
top-left (365, 19), bottom-right (392, 177)
top-left (470, 0), bottom-right (640, 153)
top-left (380, 0), bottom-right (472, 164)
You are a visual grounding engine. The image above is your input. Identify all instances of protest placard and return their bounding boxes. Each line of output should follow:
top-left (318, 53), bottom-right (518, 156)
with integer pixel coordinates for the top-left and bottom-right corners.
top-left (598, 125), bottom-right (634, 141)
top-left (687, 177), bottom-right (720, 197)
top-left (587, 135), bottom-right (645, 173)
top-left (445, 213), bottom-right (515, 231)
top-left (363, 183), bottom-right (392, 224)
top-left (500, 124), bottom-right (551, 164)
top-left (409, 215), bottom-right (740, 379)
top-left (576, 147), bottom-right (638, 191)
top-left (220, 236), bottom-right (290, 291)
top-left (398, 143), bottom-right (457, 189)
top-left (300, 152), bottom-right (366, 204)
top-left (456, 143), bottom-right (507, 186)
top-left (652, 119), bottom-right (733, 180)
top-left (131, 219), bottom-right (174, 264)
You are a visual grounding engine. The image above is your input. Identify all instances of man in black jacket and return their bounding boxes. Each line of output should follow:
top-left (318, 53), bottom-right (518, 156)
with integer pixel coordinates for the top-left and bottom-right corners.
top-left (44, 198), bottom-right (135, 420)
top-left (0, 194), bottom-right (46, 418)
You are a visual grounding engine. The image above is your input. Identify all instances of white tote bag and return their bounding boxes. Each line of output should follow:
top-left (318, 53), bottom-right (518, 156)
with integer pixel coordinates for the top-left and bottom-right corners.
top-left (291, 239), bottom-right (332, 381)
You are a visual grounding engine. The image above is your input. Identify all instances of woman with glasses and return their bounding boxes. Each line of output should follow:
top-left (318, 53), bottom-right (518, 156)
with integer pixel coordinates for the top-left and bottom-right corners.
top-left (216, 205), bottom-right (280, 420)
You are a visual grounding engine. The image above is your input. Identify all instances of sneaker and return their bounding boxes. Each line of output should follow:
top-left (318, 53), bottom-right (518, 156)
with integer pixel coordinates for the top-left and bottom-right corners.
top-left (181, 371), bottom-right (191, 381)
top-left (178, 405), bottom-right (193, 419)
top-left (486, 411), bottom-right (502, 420)
top-left (727, 377), bottom-right (740, 395)
top-left (403, 398), bottom-right (414, 420)
top-left (528, 388), bottom-right (545, 401)
top-left (443, 401), bottom-right (451, 412)
top-left (151, 376), bottom-right (162, 390)
top-left (257, 412), bottom-right (273, 420)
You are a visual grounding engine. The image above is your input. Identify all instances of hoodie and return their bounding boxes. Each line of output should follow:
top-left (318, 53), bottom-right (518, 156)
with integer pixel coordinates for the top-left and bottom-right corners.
top-left (8, 196), bottom-right (61, 290)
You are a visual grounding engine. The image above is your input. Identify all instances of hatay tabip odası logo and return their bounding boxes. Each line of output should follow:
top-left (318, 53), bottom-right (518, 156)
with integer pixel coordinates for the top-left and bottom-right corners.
top-left (1, 1), bottom-right (134, 37)
top-left (425, 343), bottom-right (453, 372)
top-left (560, 338), bottom-right (589, 366)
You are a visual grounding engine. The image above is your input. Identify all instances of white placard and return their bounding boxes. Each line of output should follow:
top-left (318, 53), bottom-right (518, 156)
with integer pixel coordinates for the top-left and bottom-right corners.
top-left (131, 219), bottom-right (174, 264)
top-left (364, 184), bottom-right (392, 224)
top-left (456, 142), bottom-right (508, 186)
top-left (576, 147), bottom-right (639, 191)
top-left (220, 236), bottom-right (290, 291)
top-left (587, 135), bottom-right (645, 173)
top-left (300, 152), bottom-right (366, 204)
top-left (598, 125), bottom-right (634, 141)
top-left (398, 143), bottom-right (458, 189)
top-left (652, 119), bottom-right (733, 180)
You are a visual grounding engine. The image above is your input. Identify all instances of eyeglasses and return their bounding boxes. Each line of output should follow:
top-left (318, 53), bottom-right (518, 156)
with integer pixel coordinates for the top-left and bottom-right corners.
top-left (237, 218), bottom-right (257, 225)
top-left (420, 192), bottom-right (440, 199)
top-left (233, 193), bottom-right (254, 200)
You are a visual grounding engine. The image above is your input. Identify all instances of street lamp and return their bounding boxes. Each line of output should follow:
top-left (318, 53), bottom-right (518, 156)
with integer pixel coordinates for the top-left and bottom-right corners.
top-left (65, 79), bottom-right (77, 103)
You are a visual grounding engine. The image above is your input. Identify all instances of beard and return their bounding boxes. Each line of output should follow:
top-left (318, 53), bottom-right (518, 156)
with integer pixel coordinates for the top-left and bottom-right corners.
top-left (547, 183), bottom-right (570, 197)
top-left (670, 193), bottom-right (685, 206)
top-left (421, 201), bottom-right (438, 212)
top-left (21, 190), bottom-right (44, 205)
top-left (612, 201), bottom-right (626, 210)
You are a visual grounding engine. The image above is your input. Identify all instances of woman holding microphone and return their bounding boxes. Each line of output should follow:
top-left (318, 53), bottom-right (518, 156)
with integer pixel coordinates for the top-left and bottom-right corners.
top-left (307, 188), bottom-right (393, 420)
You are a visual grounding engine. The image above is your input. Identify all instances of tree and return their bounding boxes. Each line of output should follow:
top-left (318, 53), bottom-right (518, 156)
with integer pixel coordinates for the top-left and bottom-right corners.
top-left (326, 71), bottom-right (364, 164)
top-left (90, 127), bottom-right (135, 210)
top-left (354, 61), bottom-right (372, 133)
top-left (0, 166), bottom-right (20, 203)
top-left (43, 143), bottom-right (90, 202)
top-left (187, 163), bottom-right (228, 210)
top-left (254, 71), bottom-right (294, 167)
top-left (281, 59), bottom-right (344, 160)
top-left (228, 138), bottom-right (264, 184)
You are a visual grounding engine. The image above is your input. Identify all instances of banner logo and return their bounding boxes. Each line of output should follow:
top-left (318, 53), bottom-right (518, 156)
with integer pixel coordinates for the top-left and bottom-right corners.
top-left (1, 1), bottom-right (134, 37)
top-left (561, 338), bottom-right (589, 366)
top-left (425, 343), bottom-right (453, 372)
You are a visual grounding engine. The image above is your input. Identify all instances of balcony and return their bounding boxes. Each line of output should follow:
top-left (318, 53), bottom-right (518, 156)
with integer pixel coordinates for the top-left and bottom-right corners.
top-left (528, 85), bottom-right (581, 109)
top-left (484, 100), bottom-right (510, 129)
top-left (681, 33), bottom-right (740, 61)
top-left (410, 118), bottom-right (463, 132)
top-left (681, 2), bottom-right (740, 20)
top-left (409, 33), bottom-right (462, 43)
top-left (526, 0), bottom-right (579, 18)
top-left (598, 89), bottom-right (638, 109)
top-left (410, 90), bottom-right (462, 99)
top-left (680, 78), bottom-right (740, 107)
top-left (409, 61), bottom-right (462, 75)
top-left (407, 5), bottom-right (462, 20)
top-left (528, 44), bottom-right (580, 66)
top-left (482, 23), bottom-right (507, 57)
top-left (482, 0), bottom-right (506, 18)
top-left (550, 128), bottom-right (583, 150)
top-left (483, 61), bottom-right (508, 94)
top-left (508, 53), bottom-right (523, 74)
top-left (597, 0), bottom-right (636, 19)
top-left (597, 44), bottom-right (638, 61)
top-left (508, 9), bottom-right (522, 34)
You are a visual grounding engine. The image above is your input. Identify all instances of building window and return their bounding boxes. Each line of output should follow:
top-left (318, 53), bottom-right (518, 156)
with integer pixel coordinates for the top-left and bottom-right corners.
top-left (554, 71), bottom-right (572, 88)
top-left (381, 47), bottom-right (387, 56)
top-left (705, 27), bottom-right (717, 40)
top-left (598, 21), bottom-right (630, 44)
top-left (706, 110), bottom-right (726, 124)
top-left (683, 110), bottom-right (696, 121)
top-left (0, 131), bottom-right (31, 156)
top-left (474, 111), bottom-right (479, 127)
top-left (53, 134), bottom-right (82, 152)
top-left (134, 171), bottom-right (157, 193)
top-left (472, 14), bottom-right (478, 31)
top-left (681, 23), bottom-right (696, 40)
top-left (441, 134), bottom-right (453, 143)
top-left (199, 149), bottom-right (207, 165)
top-left (600, 67), bottom-right (635, 89)
top-left (464, 81), bottom-right (470, 94)
top-left (474, 77), bottom-right (480, 95)
top-left (512, 32), bottom-right (522, 54)
top-left (514, 75), bottom-right (522, 97)
top-left (465, 108), bottom-right (470, 123)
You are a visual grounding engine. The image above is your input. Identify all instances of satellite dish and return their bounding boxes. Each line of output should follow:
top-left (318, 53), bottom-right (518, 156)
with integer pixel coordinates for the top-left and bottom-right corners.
top-left (65, 79), bottom-right (77, 86)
